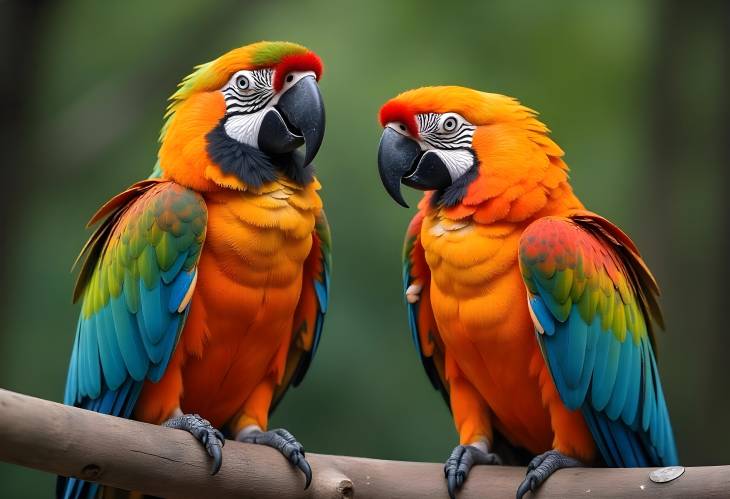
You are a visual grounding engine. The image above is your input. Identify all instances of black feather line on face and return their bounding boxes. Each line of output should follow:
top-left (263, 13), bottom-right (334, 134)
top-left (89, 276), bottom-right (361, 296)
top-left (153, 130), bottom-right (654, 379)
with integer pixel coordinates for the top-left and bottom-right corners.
top-left (205, 120), bottom-right (315, 188)
top-left (431, 151), bottom-right (479, 208)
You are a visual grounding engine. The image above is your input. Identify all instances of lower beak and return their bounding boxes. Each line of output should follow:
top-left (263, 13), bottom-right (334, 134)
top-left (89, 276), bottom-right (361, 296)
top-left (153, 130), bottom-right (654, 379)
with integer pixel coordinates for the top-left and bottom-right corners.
top-left (377, 128), bottom-right (453, 208)
top-left (258, 76), bottom-right (325, 168)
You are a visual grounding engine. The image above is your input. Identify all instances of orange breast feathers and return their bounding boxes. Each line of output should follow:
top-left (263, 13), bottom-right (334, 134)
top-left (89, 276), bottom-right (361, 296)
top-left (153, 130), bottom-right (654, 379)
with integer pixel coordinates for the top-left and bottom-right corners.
top-left (420, 215), bottom-right (593, 457)
top-left (414, 120), bottom-right (592, 455)
top-left (134, 177), bottom-right (323, 429)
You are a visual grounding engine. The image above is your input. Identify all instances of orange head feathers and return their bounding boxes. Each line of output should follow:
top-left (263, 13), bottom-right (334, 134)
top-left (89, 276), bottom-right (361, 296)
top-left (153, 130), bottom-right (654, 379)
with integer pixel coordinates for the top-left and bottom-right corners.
top-left (377, 86), bottom-right (574, 222)
top-left (159, 41), bottom-right (325, 192)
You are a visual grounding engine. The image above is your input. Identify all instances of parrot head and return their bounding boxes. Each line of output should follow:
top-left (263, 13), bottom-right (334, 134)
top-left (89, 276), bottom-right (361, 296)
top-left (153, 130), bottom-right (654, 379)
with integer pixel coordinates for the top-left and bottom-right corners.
top-left (377, 86), bottom-right (564, 209)
top-left (158, 41), bottom-right (325, 191)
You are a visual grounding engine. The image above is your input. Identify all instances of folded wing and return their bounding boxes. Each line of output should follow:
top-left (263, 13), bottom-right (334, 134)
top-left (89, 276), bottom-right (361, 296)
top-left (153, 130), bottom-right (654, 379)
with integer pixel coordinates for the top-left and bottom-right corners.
top-left (519, 211), bottom-right (677, 467)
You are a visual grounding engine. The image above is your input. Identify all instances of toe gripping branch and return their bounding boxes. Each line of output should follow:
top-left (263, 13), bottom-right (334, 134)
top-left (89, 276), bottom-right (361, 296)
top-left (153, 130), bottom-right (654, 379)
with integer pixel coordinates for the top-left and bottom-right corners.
top-left (445, 444), bottom-right (502, 499)
top-left (516, 450), bottom-right (584, 499)
top-left (238, 428), bottom-right (313, 489)
top-left (163, 414), bottom-right (225, 475)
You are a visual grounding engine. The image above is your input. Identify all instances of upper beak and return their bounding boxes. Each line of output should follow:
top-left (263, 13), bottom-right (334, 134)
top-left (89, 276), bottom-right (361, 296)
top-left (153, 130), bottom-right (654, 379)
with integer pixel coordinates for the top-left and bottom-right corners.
top-left (377, 127), bottom-right (453, 208)
top-left (258, 75), bottom-right (325, 168)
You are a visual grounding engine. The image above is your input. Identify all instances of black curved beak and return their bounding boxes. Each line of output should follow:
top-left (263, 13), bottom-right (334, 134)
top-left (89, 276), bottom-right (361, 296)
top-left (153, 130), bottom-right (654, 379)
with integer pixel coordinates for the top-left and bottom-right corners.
top-left (377, 127), bottom-right (453, 208)
top-left (258, 75), bottom-right (325, 168)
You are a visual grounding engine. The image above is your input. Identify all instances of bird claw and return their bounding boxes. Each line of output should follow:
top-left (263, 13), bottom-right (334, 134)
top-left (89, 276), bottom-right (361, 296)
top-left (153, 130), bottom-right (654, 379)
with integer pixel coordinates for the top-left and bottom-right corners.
top-left (516, 450), bottom-right (583, 499)
top-left (444, 443), bottom-right (502, 499)
top-left (238, 427), bottom-right (313, 489)
top-left (163, 413), bottom-right (226, 475)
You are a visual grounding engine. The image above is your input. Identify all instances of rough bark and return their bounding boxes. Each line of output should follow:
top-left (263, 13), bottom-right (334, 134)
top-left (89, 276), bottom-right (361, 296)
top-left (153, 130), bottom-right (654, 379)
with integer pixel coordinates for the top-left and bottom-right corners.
top-left (0, 389), bottom-right (727, 498)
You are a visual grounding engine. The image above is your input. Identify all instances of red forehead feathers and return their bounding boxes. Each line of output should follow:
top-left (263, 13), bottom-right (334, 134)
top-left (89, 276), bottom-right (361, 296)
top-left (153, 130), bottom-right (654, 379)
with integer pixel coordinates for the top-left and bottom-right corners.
top-left (379, 101), bottom-right (419, 138)
top-left (273, 52), bottom-right (323, 92)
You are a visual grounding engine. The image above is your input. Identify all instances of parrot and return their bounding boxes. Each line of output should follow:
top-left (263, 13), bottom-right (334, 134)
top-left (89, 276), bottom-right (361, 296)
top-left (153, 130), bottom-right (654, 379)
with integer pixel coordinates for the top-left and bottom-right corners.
top-left (376, 86), bottom-right (678, 498)
top-left (57, 41), bottom-right (330, 499)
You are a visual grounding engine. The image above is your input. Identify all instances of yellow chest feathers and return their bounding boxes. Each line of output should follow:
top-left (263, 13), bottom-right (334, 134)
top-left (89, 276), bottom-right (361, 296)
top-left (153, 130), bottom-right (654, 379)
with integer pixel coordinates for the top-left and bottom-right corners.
top-left (421, 213), bottom-right (523, 296)
top-left (202, 178), bottom-right (322, 277)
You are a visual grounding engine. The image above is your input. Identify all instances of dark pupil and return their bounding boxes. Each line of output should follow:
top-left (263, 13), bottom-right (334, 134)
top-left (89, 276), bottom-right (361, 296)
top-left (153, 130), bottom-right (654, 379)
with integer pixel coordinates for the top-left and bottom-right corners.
top-left (237, 77), bottom-right (248, 88)
top-left (286, 74), bottom-right (294, 83)
top-left (399, 124), bottom-right (406, 131)
top-left (445, 119), bottom-right (456, 130)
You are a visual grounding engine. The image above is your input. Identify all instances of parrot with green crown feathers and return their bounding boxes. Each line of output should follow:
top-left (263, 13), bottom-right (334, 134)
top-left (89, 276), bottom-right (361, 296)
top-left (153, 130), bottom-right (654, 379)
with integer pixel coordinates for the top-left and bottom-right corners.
top-left (377, 86), bottom-right (677, 498)
top-left (58, 41), bottom-right (330, 499)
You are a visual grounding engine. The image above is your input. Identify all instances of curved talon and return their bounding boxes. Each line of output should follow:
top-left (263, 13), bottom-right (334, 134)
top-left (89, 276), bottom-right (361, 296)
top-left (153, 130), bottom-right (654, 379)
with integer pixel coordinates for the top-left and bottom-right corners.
top-left (444, 443), bottom-right (502, 498)
top-left (516, 450), bottom-right (583, 499)
top-left (208, 440), bottom-right (223, 475)
top-left (296, 453), bottom-right (313, 489)
top-left (238, 427), bottom-right (313, 489)
top-left (515, 475), bottom-right (537, 499)
top-left (163, 413), bottom-right (226, 475)
top-left (447, 472), bottom-right (458, 499)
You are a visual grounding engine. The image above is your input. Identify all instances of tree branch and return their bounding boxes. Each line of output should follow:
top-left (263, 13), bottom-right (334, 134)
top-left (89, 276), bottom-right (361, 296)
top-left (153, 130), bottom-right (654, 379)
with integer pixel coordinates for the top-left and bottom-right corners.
top-left (0, 389), bottom-right (726, 498)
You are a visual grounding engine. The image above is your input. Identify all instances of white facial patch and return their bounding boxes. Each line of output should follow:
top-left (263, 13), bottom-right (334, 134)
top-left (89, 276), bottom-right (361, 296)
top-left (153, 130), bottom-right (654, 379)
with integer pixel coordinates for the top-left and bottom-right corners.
top-left (222, 69), bottom-right (275, 114)
top-left (219, 68), bottom-right (316, 146)
top-left (224, 109), bottom-right (268, 147)
top-left (388, 112), bottom-right (477, 183)
top-left (429, 148), bottom-right (476, 182)
top-left (416, 112), bottom-right (476, 150)
top-left (417, 113), bottom-right (477, 182)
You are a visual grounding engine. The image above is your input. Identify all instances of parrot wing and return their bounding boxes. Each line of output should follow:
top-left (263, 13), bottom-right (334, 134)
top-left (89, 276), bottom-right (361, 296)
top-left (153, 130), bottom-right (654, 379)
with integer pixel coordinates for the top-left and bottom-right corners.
top-left (519, 211), bottom-right (677, 467)
top-left (60, 179), bottom-right (206, 499)
top-left (271, 210), bottom-right (331, 411)
top-left (64, 179), bottom-right (207, 415)
top-left (403, 211), bottom-right (450, 406)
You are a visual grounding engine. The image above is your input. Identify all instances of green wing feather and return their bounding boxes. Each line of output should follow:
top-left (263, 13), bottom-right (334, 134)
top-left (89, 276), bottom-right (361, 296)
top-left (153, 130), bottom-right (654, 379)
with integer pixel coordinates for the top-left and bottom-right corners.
top-left (64, 180), bottom-right (207, 409)
top-left (60, 179), bottom-right (207, 499)
top-left (519, 212), bottom-right (676, 467)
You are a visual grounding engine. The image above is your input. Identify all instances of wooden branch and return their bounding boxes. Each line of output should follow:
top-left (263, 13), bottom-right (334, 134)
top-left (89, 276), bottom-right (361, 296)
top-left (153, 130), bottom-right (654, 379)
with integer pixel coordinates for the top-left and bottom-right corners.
top-left (0, 389), bottom-right (726, 498)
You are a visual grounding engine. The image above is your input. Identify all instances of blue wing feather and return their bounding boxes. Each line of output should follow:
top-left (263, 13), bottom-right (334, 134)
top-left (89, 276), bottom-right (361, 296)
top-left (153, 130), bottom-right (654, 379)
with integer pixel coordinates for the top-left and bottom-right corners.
top-left (110, 294), bottom-right (149, 380)
top-left (59, 181), bottom-right (206, 499)
top-left (311, 277), bottom-right (328, 354)
top-left (520, 215), bottom-right (678, 468)
top-left (404, 255), bottom-right (421, 352)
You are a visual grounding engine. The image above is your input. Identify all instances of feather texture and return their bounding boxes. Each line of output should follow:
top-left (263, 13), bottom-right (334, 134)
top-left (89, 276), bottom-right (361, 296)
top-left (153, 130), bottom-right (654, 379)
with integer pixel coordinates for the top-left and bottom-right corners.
top-left (519, 212), bottom-right (677, 467)
top-left (59, 180), bottom-right (207, 499)
top-left (402, 211), bottom-right (450, 405)
top-left (270, 210), bottom-right (331, 411)
top-left (382, 86), bottom-right (677, 473)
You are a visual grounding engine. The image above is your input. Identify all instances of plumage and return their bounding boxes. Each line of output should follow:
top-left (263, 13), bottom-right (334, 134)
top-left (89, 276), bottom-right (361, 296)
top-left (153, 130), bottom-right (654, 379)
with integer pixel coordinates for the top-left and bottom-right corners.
top-left (383, 87), bottom-right (677, 490)
top-left (518, 212), bottom-right (675, 469)
top-left (66, 180), bottom-right (206, 411)
top-left (59, 41), bottom-right (329, 499)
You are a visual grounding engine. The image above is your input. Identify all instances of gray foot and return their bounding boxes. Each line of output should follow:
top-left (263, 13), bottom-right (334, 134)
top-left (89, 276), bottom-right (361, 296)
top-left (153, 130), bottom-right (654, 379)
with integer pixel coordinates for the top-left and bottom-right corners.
top-left (516, 450), bottom-right (583, 499)
top-left (163, 413), bottom-right (225, 475)
top-left (444, 444), bottom-right (502, 499)
top-left (238, 428), bottom-right (312, 489)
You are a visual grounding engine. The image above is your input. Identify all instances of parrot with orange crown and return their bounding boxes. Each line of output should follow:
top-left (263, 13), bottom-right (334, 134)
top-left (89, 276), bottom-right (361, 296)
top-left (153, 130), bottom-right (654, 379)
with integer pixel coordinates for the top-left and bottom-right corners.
top-left (377, 86), bottom-right (677, 498)
top-left (57, 41), bottom-right (330, 499)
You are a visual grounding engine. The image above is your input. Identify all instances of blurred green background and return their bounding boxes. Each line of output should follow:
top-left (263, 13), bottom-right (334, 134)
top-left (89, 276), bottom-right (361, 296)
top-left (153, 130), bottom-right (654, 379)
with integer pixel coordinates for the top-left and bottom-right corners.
top-left (1, 0), bottom-right (728, 496)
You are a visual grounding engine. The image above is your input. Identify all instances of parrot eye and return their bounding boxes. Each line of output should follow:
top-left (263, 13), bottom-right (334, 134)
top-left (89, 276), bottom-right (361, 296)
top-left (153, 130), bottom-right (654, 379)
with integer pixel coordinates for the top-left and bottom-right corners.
top-left (222, 69), bottom-right (275, 115)
top-left (416, 112), bottom-right (476, 151)
top-left (236, 75), bottom-right (250, 90)
top-left (443, 117), bottom-right (457, 132)
top-left (286, 74), bottom-right (294, 83)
